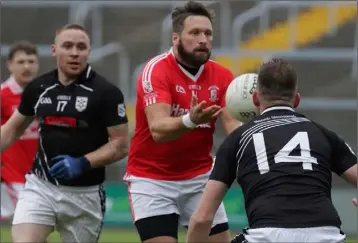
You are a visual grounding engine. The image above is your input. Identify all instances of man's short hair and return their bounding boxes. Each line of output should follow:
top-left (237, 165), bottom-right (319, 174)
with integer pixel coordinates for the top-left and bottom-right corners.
top-left (257, 58), bottom-right (298, 102)
top-left (171, 0), bottom-right (215, 33)
top-left (55, 24), bottom-right (90, 38)
top-left (8, 41), bottom-right (38, 61)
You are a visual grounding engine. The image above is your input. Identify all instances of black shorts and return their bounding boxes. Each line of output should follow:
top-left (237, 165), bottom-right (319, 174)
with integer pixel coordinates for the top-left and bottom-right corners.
top-left (135, 213), bottom-right (229, 241)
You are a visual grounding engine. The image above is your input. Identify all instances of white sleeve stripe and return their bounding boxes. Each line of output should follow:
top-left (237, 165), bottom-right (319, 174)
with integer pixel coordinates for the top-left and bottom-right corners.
top-left (142, 53), bottom-right (169, 84)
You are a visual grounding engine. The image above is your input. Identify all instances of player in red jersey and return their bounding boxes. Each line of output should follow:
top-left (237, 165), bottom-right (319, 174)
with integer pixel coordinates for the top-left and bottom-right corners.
top-left (124, 1), bottom-right (241, 242)
top-left (1, 42), bottom-right (39, 220)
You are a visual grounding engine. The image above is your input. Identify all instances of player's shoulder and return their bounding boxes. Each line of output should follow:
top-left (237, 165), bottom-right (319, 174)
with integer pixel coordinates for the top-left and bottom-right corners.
top-left (0, 81), bottom-right (11, 95)
top-left (30, 70), bottom-right (58, 89)
top-left (141, 51), bottom-right (172, 78)
top-left (207, 59), bottom-right (234, 77)
top-left (88, 69), bottom-right (123, 95)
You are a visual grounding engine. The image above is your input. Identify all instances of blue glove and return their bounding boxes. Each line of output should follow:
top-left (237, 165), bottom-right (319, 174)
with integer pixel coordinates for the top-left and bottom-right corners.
top-left (49, 155), bottom-right (91, 180)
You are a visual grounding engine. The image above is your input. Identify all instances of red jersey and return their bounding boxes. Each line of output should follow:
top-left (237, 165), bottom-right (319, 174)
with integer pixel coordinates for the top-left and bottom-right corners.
top-left (1, 76), bottom-right (39, 183)
top-left (126, 50), bottom-right (234, 180)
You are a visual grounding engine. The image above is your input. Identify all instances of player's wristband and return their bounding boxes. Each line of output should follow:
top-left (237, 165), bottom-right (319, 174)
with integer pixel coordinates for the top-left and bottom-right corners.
top-left (182, 113), bottom-right (197, 129)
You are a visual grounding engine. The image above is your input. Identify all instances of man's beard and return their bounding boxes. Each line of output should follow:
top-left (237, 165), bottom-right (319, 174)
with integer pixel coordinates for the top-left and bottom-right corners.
top-left (177, 39), bottom-right (211, 67)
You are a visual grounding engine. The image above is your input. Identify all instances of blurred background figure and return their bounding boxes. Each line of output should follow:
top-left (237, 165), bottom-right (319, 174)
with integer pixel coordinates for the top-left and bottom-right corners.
top-left (1, 41), bottom-right (39, 221)
top-left (0, 1), bottom-right (356, 242)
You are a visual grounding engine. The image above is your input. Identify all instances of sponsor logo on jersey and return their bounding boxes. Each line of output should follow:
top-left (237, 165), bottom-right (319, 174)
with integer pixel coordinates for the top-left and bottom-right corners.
top-left (40, 97), bottom-right (52, 104)
top-left (176, 85), bottom-right (186, 94)
top-left (57, 95), bottom-right (71, 101)
top-left (142, 79), bottom-right (154, 94)
top-left (171, 104), bottom-right (211, 128)
top-left (44, 116), bottom-right (77, 128)
top-left (118, 104), bottom-right (126, 117)
top-left (75, 96), bottom-right (88, 112)
top-left (188, 84), bottom-right (201, 91)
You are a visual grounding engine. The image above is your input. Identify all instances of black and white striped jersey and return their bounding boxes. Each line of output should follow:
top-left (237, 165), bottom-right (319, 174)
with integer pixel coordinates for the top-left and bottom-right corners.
top-left (210, 105), bottom-right (356, 229)
top-left (18, 65), bottom-right (128, 187)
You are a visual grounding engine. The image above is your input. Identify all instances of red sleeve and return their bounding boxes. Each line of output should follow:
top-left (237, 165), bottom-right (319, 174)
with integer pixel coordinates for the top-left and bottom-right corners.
top-left (138, 62), bottom-right (172, 108)
top-left (220, 69), bottom-right (235, 107)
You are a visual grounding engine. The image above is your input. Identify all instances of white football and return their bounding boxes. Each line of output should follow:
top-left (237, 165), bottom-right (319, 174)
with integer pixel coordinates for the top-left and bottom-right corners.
top-left (225, 73), bottom-right (259, 123)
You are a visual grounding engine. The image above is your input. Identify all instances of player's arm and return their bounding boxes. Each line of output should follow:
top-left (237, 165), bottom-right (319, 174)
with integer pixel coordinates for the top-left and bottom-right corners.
top-left (142, 68), bottom-right (221, 143)
top-left (1, 111), bottom-right (34, 152)
top-left (187, 133), bottom-right (239, 243)
top-left (84, 87), bottom-right (129, 167)
top-left (0, 82), bottom-right (37, 152)
top-left (330, 135), bottom-right (357, 187)
top-left (220, 108), bottom-right (241, 135)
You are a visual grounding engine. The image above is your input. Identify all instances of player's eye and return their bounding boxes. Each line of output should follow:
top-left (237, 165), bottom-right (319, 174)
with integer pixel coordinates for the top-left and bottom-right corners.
top-left (205, 31), bottom-right (212, 36)
top-left (62, 42), bottom-right (73, 49)
top-left (77, 43), bottom-right (88, 51)
top-left (190, 29), bottom-right (200, 36)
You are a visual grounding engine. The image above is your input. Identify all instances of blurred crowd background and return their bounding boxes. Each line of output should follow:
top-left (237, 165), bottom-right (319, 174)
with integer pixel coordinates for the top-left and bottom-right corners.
top-left (1, 0), bottom-right (356, 239)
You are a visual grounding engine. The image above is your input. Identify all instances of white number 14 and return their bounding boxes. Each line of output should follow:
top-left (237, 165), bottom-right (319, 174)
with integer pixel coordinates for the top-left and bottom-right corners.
top-left (253, 132), bottom-right (318, 174)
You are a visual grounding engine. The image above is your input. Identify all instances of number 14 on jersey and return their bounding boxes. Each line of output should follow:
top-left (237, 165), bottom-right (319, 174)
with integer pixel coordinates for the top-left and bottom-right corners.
top-left (253, 132), bottom-right (318, 174)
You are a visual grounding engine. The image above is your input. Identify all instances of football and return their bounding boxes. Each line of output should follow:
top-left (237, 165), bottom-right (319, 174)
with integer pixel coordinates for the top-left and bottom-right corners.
top-left (225, 73), bottom-right (259, 123)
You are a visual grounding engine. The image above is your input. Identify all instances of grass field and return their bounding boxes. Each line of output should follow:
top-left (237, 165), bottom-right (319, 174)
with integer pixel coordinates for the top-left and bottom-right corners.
top-left (0, 227), bottom-right (356, 242)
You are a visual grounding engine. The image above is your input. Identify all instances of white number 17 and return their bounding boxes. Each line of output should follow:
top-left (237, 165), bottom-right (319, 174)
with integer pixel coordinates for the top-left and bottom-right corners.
top-left (57, 101), bottom-right (67, 112)
top-left (253, 132), bottom-right (318, 174)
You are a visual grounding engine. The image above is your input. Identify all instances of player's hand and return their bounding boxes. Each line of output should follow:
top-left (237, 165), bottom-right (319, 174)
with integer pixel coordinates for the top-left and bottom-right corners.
top-left (352, 198), bottom-right (357, 207)
top-left (189, 94), bottom-right (222, 125)
top-left (49, 155), bottom-right (91, 180)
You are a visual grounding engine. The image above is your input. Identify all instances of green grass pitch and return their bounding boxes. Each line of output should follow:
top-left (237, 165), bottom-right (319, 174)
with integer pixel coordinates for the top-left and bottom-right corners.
top-left (0, 227), bottom-right (355, 242)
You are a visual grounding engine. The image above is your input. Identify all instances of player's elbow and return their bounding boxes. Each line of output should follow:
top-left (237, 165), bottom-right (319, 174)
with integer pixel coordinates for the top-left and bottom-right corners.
top-left (151, 131), bottom-right (167, 144)
top-left (149, 125), bottom-right (167, 144)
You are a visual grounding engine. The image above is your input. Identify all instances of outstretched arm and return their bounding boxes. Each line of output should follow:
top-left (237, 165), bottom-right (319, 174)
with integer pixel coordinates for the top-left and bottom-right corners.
top-left (1, 110), bottom-right (33, 152)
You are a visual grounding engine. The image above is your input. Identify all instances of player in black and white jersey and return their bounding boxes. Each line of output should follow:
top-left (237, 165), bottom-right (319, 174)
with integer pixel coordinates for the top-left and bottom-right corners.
top-left (0, 24), bottom-right (129, 242)
top-left (187, 59), bottom-right (357, 243)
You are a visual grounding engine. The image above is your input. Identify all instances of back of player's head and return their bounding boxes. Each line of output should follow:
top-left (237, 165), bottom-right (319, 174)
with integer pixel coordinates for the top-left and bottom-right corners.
top-left (257, 58), bottom-right (298, 103)
top-left (171, 0), bottom-right (215, 33)
top-left (8, 41), bottom-right (38, 61)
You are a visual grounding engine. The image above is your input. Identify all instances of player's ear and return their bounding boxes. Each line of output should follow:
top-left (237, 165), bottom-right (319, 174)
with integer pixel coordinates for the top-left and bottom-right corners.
top-left (172, 32), bottom-right (179, 46)
top-left (293, 93), bottom-right (300, 108)
top-left (51, 44), bottom-right (56, 57)
top-left (253, 91), bottom-right (260, 107)
top-left (7, 60), bottom-right (13, 73)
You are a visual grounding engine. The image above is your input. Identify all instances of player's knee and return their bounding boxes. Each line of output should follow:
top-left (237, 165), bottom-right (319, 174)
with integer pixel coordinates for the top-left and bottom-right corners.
top-left (135, 213), bottom-right (179, 242)
top-left (208, 222), bottom-right (231, 242)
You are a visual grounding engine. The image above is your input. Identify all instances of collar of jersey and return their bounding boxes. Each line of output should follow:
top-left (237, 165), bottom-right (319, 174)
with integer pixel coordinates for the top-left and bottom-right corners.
top-left (54, 64), bottom-right (93, 85)
top-left (261, 105), bottom-right (294, 115)
top-left (5, 75), bottom-right (23, 94)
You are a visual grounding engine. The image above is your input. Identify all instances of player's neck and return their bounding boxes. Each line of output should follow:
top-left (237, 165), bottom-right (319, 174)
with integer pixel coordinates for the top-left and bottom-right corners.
top-left (173, 48), bottom-right (198, 69)
top-left (57, 71), bottom-right (76, 86)
top-left (173, 49), bottom-right (200, 75)
top-left (260, 102), bottom-right (293, 114)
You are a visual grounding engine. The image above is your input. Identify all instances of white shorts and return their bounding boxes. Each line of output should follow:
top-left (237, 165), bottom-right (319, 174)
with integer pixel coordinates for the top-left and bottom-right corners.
top-left (13, 174), bottom-right (106, 242)
top-left (1, 182), bottom-right (24, 218)
top-left (244, 226), bottom-right (345, 243)
top-left (124, 170), bottom-right (228, 227)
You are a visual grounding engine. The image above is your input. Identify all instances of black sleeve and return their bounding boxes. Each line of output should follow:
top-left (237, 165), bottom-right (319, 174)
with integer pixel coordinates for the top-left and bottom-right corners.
top-left (209, 131), bottom-right (240, 188)
top-left (100, 85), bottom-right (128, 127)
top-left (331, 134), bottom-right (357, 175)
top-left (18, 81), bottom-right (39, 116)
